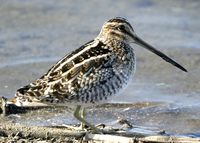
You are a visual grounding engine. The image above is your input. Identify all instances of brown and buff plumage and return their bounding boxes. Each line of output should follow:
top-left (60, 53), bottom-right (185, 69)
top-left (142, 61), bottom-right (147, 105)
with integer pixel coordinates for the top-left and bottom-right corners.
top-left (8, 17), bottom-right (187, 133)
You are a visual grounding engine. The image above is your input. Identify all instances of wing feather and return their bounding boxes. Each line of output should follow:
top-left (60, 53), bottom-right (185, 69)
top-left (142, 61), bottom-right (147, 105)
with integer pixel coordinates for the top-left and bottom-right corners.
top-left (16, 40), bottom-right (113, 102)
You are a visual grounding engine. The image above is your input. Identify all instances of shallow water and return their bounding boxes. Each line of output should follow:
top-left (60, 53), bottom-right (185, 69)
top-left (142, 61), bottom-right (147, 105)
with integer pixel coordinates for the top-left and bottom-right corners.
top-left (1, 0), bottom-right (200, 138)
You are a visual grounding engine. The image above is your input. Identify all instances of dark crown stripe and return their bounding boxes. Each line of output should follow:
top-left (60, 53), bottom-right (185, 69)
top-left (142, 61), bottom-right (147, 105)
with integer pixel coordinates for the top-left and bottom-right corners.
top-left (106, 17), bottom-right (133, 31)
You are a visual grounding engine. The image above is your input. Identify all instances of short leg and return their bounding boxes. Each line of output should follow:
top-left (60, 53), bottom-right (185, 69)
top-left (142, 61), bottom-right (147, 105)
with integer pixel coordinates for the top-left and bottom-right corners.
top-left (73, 105), bottom-right (102, 134)
top-left (80, 107), bottom-right (87, 130)
top-left (62, 107), bottom-right (87, 131)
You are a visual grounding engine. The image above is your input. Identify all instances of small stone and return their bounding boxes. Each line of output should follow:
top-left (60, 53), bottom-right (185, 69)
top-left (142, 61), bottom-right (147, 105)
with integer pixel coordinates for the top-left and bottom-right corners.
top-left (117, 119), bottom-right (133, 129)
top-left (51, 138), bottom-right (56, 142)
top-left (158, 130), bottom-right (166, 135)
top-left (95, 123), bottom-right (105, 128)
top-left (8, 133), bottom-right (15, 139)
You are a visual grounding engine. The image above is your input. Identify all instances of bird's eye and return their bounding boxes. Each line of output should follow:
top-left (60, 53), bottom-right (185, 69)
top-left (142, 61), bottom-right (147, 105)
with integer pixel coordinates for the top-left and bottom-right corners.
top-left (118, 25), bottom-right (125, 31)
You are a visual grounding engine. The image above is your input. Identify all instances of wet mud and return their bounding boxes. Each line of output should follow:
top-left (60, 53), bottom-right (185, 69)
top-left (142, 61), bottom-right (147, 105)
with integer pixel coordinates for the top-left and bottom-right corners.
top-left (0, 0), bottom-right (200, 142)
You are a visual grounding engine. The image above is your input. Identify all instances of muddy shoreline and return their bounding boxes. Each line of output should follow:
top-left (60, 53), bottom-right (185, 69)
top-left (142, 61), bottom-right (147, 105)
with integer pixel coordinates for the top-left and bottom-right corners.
top-left (0, 0), bottom-right (200, 142)
top-left (1, 101), bottom-right (200, 142)
top-left (0, 118), bottom-right (199, 142)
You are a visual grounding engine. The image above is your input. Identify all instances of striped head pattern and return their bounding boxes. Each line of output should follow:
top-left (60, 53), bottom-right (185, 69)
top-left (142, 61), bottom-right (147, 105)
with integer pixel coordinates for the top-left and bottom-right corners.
top-left (98, 17), bottom-right (137, 43)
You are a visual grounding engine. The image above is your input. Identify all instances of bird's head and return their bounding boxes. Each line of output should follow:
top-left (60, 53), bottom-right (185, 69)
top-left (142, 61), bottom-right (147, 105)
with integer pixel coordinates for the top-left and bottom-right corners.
top-left (98, 17), bottom-right (136, 43)
top-left (98, 17), bottom-right (187, 72)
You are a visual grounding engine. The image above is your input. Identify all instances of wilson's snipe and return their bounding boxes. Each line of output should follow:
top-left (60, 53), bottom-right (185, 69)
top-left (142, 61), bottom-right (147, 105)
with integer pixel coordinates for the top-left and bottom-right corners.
top-left (8, 17), bottom-right (187, 134)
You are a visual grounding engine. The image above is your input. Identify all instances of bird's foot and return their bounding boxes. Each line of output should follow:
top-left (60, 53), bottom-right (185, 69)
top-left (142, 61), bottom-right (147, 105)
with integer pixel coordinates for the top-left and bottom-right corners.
top-left (62, 123), bottom-right (104, 134)
top-left (62, 123), bottom-right (87, 131)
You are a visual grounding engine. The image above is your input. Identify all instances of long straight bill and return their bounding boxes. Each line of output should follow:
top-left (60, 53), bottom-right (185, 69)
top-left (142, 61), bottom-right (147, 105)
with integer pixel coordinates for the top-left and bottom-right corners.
top-left (133, 35), bottom-right (187, 72)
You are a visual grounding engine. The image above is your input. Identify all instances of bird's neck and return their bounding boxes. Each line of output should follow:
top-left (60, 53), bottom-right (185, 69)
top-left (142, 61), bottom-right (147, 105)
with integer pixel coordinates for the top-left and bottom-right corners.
top-left (95, 36), bottom-right (129, 51)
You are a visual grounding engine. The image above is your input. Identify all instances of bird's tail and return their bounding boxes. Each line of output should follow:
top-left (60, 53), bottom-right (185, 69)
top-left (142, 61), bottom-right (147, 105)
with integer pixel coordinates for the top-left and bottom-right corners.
top-left (7, 85), bottom-right (49, 107)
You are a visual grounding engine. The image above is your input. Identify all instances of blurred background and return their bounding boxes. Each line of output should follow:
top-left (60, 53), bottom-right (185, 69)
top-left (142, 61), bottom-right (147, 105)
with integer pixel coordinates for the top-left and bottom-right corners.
top-left (0, 0), bottom-right (200, 137)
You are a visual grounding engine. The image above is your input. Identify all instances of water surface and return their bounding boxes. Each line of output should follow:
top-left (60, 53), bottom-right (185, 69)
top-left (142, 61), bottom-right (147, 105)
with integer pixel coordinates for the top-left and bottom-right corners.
top-left (0, 0), bottom-right (200, 138)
